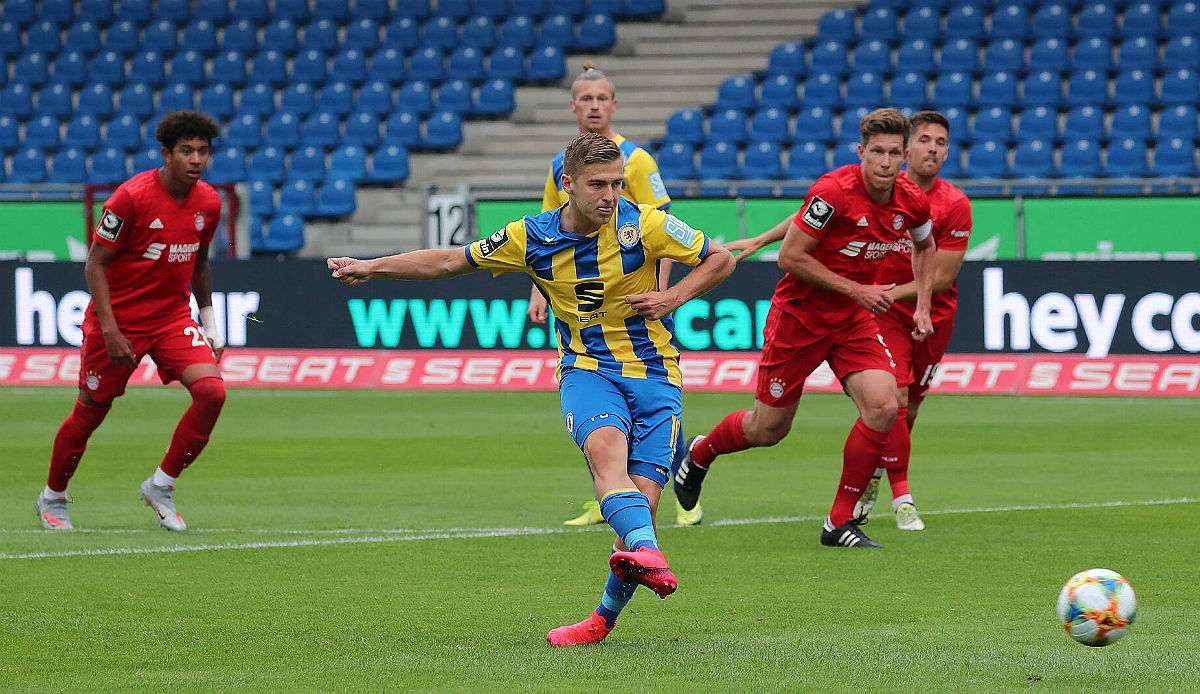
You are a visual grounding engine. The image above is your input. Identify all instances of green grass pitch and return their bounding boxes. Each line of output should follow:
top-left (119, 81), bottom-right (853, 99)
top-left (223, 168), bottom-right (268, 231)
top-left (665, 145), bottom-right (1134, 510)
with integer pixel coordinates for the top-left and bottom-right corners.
top-left (1, 387), bottom-right (1198, 692)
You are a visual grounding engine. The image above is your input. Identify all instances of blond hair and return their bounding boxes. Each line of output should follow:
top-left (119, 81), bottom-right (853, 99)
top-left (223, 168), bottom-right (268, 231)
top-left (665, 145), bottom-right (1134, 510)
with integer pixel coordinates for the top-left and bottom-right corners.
top-left (859, 107), bottom-right (910, 146)
top-left (571, 61), bottom-right (615, 98)
top-left (563, 131), bottom-right (623, 177)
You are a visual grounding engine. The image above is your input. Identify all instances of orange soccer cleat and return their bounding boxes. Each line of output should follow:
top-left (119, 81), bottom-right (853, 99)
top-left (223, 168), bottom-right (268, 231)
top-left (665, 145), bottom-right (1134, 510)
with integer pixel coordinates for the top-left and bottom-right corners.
top-left (546, 612), bottom-right (612, 647)
top-left (608, 547), bottom-right (678, 598)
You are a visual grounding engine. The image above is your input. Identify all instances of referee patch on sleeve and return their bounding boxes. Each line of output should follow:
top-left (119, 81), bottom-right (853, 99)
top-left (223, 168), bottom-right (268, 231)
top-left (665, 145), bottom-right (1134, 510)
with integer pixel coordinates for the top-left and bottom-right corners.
top-left (477, 228), bottom-right (509, 257)
top-left (96, 209), bottom-right (125, 242)
top-left (801, 195), bottom-right (835, 229)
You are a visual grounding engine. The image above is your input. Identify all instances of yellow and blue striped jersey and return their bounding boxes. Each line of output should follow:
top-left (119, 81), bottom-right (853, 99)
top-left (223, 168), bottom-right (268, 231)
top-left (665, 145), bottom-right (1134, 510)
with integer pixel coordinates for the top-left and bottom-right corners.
top-left (541, 134), bottom-right (672, 212)
top-left (465, 198), bottom-right (711, 386)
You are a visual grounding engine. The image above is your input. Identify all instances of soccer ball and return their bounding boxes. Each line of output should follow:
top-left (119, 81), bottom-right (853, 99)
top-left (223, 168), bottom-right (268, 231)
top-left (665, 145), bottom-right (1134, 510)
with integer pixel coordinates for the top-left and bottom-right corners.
top-left (1056, 568), bottom-right (1137, 647)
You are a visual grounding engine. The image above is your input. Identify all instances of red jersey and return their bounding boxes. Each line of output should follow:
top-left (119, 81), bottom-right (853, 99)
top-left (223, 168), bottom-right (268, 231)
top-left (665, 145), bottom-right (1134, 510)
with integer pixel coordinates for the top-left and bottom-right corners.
top-left (86, 169), bottom-right (222, 333)
top-left (877, 174), bottom-right (972, 327)
top-left (772, 164), bottom-right (931, 333)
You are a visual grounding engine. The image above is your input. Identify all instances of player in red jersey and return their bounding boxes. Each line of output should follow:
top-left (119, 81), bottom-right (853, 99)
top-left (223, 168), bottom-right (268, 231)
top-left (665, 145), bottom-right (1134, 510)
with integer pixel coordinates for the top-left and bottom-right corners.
top-left (673, 109), bottom-right (937, 548)
top-left (36, 111), bottom-right (226, 532)
top-left (852, 110), bottom-right (973, 531)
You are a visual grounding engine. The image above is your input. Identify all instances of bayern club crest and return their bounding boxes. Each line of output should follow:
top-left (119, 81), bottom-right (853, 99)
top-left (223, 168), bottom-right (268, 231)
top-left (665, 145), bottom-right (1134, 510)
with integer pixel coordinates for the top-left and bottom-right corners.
top-left (768, 378), bottom-right (786, 399)
top-left (617, 223), bottom-right (640, 249)
top-left (892, 214), bottom-right (904, 230)
top-left (194, 212), bottom-right (205, 231)
top-left (85, 371), bottom-right (100, 391)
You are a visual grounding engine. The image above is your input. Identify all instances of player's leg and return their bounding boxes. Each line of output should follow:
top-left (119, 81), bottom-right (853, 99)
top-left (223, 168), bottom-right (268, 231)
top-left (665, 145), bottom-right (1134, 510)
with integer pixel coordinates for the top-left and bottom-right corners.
top-left (671, 422), bottom-right (704, 526)
top-left (866, 316), bottom-right (917, 526)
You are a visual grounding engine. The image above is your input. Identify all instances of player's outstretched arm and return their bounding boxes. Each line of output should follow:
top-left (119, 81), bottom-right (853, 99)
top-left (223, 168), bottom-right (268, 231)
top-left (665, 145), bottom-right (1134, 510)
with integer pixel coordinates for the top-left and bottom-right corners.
top-left (84, 242), bottom-right (137, 369)
top-left (191, 244), bottom-right (224, 360)
top-left (778, 220), bottom-right (894, 314)
top-left (722, 215), bottom-right (790, 261)
top-left (328, 248), bottom-right (477, 285)
top-left (625, 246), bottom-right (734, 320)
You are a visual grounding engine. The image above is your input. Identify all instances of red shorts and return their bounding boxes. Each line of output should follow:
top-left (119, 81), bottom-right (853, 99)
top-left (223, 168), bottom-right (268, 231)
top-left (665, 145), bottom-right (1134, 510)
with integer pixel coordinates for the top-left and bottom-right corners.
top-left (876, 311), bottom-right (956, 405)
top-left (79, 316), bottom-right (218, 402)
top-left (755, 314), bottom-right (896, 407)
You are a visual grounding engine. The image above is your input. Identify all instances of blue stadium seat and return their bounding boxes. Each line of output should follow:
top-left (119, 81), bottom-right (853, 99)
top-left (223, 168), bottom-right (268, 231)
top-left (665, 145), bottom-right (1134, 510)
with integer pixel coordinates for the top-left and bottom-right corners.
top-left (423, 110), bottom-right (464, 149)
top-left (1117, 36), bottom-right (1158, 72)
top-left (715, 75), bottom-right (755, 112)
top-left (259, 215), bottom-right (305, 253)
top-left (208, 147), bottom-right (247, 184)
top-left (115, 83), bottom-right (153, 118)
top-left (248, 146), bottom-right (286, 183)
top-left (739, 141), bottom-right (782, 194)
top-left (759, 75), bottom-right (797, 111)
top-left (368, 48), bottom-right (407, 85)
top-left (1077, 2), bottom-right (1117, 40)
top-left (1058, 108), bottom-right (1102, 149)
top-left (844, 72), bottom-right (884, 108)
top-left (436, 0), bottom-right (472, 20)
top-left (1123, 2), bottom-right (1164, 38)
top-left (0, 22), bottom-right (23, 59)
top-left (965, 140), bottom-right (1007, 178)
top-left (222, 20), bottom-right (260, 54)
top-left (1072, 38), bottom-right (1113, 73)
top-left (1066, 70), bottom-right (1108, 106)
top-left (239, 82), bottom-right (276, 117)
top-left (1029, 38), bottom-right (1069, 74)
top-left (462, 16), bottom-right (497, 51)
top-left (409, 47), bottom-right (445, 83)
top-left (538, 14), bottom-right (575, 49)
top-left (448, 47), bottom-right (485, 82)
top-left (801, 71), bottom-right (841, 108)
top-left (902, 7), bottom-right (941, 41)
top-left (499, 16), bottom-right (537, 50)
top-left (477, 0), bottom-right (513, 18)
top-left (1, 83), bottom-right (33, 119)
top-left (489, 46), bottom-right (525, 81)
top-left (143, 114), bottom-right (165, 149)
top-left (749, 107), bottom-right (790, 144)
top-left (511, 0), bottom-right (549, 18)
top-left (1169, 1), bottom-right (1200, 35)
top-left (794, 106), bottom-right (835, 143)
top-left (528, 45), bottom-right (565, 82)
top-left (385, 18), bottom-right (421, 53)
top-left (316, 178), bottom-right (357, 217)
top-left (358, 80), bottom-right (395, 115)
top-left (1164, 35), bottom-right (1199, 74)
top-left (42, 0), bottom-right (76, 26)
top-left (77, 83), bottom-right (115, 119)
top-left (972, 106), bottom-right (1014, 143)
top-left (397, 80), bottom-right (433, 115)
top-left (105, 114), bottom-right (142, 151)
top-left (588, 0), bottom-right (628, 18)
top-left (0, 116), bottom-right (18, 152)
top-left (118, 0), bottom-right (153, 24)
top-left (475, 79), bottom-right (514, 116)
top-left (576, 14), bottom-right (617, 52)
top-left (9, 147), bottom-right (48, 183)
top-left (89, 147), bottom-right (128, 184)
top-left (1112, 70), bottom-right (1155, 107)
top-left (289, 146), bottom-right (326, 182)
top-left (16, 53), bottom-right (50, 85)
top-left (344, 19), bottom-right (381, 54)
top-left (265, 112), bottom-right (301, 149)
top-left (1031, 3), bottom-right (1071, 40)
top-left (786, 140), bottom-right (826, 180)
top-left (946, 4), bottom-right (985, 40)
top-left (1018, 106), bottom-right (1058, 142)
top-left (227, 114), bottom-right (263, 149)
top-left (831, 139), bottom-right (860, 168)
top-left (1153, 137), bottom-right (1196, 176)
top-left (50, 147), bottom-right (87, 183)
top-left (135, 28), bottom-right (174, 67)
top-left (698, 140), bottom-right (738, 185)
top-left (275, 0), bottom-right (310, 21)
top-left (64, 21), bottom-right (101, 57)
top-left (939, 39), bottom-right (979, 74)
top-left (1105, 138), bottom-right (1148, 180)
top-left (889, 71), bottom-right (929, 109)
top-left (978, 72), bottom-right (1018, 107)
top-left (436, 79), bottom-right (472, 114)
top-left (263, 20), bottom-right (299, 56)
top-left (990, 3), bottom-right (1031, 40)
top-left (290, 50), bottom-right (327, 85)
top-left (314, 0), bottom-right (350, 22)
top-left (984, 39), bottom-right (1024, 74)
top-left (896, 39), bottom-right (935, 75)
top-left (818, 8), bottom-right (855, 43)
top-left (160, 82), bottom-right (195, 112)
top-left (249, 50), bottom-right (288, 86)
top-left (27, 22), bottom-right (63, 55)
top-left (132, 146), bottom-right (159, 172)
top-left (810, 41), bottom-right (849, 76)
top-left (184, 19), bottom-right (219, 56)
top-left (105, 21), bottom-right (140, 57)
top-left (331, 49), bottom-right (369, 85)
top-left (656, 142), bottom-right (696, 181)
top-left (77, 0), bottom-right (113, 25)
top-left (861, 8), bottom-right (899, 42)
top-left (25, 116), bottom-right (62, 151)
top-left (768, 42), bottom-right (805, 77)
top-left (1012, 138), bottom-right (1053, 178)
top-left (169, 51), bottom-right (207, 86)
top-left (38, 84), bottom-right (74, 119)
top-left (301, 112), bottom-right (340, 149)
top-left (666, 109), bottom-right (705, 144)
top-left (422, 16), bottom-right (458, 50)
top-left (127, 49), bottom-right (168, 87)
top-left (368, 144), bottom-right (411, 183)
top-left (384, 110), bottom-right (422, 146)
top-left (329, 145), bottom-right (367, 182)
top-left (279, 83), bottom-right (316, 117)
top-left (345, 112), bottom-right (382, 147)
top-left (709, 109), bottom-right (748, 143)
top-left (853, 40), bottom-right (892, 74)
top-left (1058, 139), bottom-right (1102, 180)
top-left (233, 0), bottom-right (270, 24)
top-left (1158, 104), bottom-right (1198, 140)
top-left (1022, 71), bottom-right (1063, 107)
top-left (1161, 68), bottom-right (1200, 105)
top-left (940, 149), bottom-right (964, 179)
top-left (303, 19), bottom-right (341, 54)
top-left (932, 72), bottom-right (972, 108)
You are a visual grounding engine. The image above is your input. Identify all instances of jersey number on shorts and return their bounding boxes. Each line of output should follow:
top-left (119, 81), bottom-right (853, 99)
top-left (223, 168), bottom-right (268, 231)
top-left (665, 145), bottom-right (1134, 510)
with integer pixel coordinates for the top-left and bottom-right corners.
top-left (184, 326), bottom-right (207, 347)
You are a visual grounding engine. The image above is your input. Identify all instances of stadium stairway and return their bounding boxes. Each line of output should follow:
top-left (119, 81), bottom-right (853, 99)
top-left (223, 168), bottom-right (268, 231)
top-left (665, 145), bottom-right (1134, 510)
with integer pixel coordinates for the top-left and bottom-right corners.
top-left (302, 0), bottom-right (855, 258)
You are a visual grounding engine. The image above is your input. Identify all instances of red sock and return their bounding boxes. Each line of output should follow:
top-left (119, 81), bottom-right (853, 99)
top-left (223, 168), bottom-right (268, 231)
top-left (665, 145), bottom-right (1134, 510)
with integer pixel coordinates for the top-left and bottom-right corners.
top-left (159, 377), bottom-right (226, 478)
top-left (691, 409), bottom-right (750, 468)
top-left (47, 400), bottom-right (111, 492)
top-left (829, 418), bottom-right (890, 526)
top-left (882, 407), bottom-right (911, 499)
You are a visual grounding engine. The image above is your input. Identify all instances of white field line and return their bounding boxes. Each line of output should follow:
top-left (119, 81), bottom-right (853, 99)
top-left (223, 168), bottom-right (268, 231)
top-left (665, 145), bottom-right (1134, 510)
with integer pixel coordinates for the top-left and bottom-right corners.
top-left (2, 497), bottom-right (1195, 561)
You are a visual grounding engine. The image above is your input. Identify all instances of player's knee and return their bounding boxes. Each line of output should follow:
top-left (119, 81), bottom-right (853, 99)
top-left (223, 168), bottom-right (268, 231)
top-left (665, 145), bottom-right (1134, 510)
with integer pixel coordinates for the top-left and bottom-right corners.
top-left (862, 398), bottom-right (898, 430)
top-left (188, 376), bottom-right (226, 413)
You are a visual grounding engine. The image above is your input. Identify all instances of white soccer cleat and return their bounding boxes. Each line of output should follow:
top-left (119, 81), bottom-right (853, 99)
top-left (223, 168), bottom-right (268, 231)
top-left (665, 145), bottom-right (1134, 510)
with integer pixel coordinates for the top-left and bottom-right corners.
top-left (37, 493), bottom-right (74, 530)
top-left (851, 468), bottom-right (883, 525)
top-left (140, 478), bottom-right (187, 531)
top-left (894, 502), bottom-right (925, 531)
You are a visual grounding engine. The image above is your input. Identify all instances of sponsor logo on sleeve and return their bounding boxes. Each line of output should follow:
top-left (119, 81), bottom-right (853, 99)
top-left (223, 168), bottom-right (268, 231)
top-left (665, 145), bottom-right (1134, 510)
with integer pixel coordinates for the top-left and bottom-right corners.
top-left (96, 209), bottom-right (124, 242)
top-left (477, 228), bottom-right (510, 257)
top-left (648, 171), bottom-right (668, 199)
top-left (801, 196), bottom-right (835, 229)
top-left (663, 215), bottom-right (698, 247)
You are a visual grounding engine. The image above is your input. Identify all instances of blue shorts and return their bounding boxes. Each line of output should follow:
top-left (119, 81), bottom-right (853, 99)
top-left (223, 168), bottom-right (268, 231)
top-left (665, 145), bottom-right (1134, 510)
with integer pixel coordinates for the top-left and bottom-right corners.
top-left (559, 368), bottom-right (683, 488)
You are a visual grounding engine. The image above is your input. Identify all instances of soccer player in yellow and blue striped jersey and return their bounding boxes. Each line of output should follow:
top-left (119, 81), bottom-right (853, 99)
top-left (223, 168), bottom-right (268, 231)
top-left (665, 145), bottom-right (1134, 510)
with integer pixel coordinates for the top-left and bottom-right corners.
top-left (328, 133), bottom-right (734, 647)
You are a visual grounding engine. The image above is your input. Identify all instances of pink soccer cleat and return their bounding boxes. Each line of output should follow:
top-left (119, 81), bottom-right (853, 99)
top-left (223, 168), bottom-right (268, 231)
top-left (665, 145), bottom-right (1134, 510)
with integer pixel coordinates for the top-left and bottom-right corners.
top-left (609, 547), bottom-right (678, 598)
top-left (546, 612), bottom-right (612, 647)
